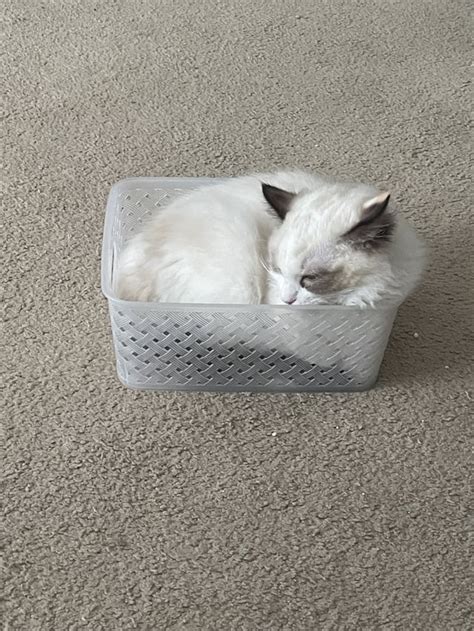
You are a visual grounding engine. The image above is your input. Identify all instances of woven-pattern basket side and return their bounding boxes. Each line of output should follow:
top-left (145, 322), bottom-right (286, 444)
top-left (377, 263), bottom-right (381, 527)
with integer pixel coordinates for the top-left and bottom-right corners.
top-left (112, 189), bottom-right (180, 250)
top-left (109, 303), bottom-right (396, 391)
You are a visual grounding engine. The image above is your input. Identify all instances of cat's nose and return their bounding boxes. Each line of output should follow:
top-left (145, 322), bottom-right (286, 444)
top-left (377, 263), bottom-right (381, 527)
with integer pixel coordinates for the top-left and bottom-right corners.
top-left (284, 296), bottom-right (296, 304)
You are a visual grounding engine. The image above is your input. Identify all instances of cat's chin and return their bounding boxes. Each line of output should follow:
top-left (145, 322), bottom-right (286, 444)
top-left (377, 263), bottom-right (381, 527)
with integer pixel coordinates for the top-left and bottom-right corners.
top-left (295, 290), bottom-right (373, 308)
top-left (294, 296), bottom-right (328, 306)
top-left (295, 289), bottom-right (335, 306)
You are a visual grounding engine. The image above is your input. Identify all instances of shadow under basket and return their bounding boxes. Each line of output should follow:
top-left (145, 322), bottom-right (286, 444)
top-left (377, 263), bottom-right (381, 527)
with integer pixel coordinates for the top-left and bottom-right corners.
top-left (101, 177), bottom-right (399, 392)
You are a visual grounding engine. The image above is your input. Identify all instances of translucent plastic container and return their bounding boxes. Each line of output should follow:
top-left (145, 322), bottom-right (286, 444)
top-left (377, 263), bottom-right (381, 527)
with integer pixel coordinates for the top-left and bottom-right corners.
top-left (101, 178), bottom-right (398, 392)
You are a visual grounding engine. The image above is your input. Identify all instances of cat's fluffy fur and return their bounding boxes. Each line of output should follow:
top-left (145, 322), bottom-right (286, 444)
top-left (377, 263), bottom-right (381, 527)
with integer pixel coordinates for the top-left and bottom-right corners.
top-left (116, 171), bottom-right (425, 307)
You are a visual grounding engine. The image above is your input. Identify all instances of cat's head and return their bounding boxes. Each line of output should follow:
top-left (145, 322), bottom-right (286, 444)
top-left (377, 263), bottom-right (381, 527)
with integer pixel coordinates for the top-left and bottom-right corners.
top-left (263, 181), bottom-right (396, 306)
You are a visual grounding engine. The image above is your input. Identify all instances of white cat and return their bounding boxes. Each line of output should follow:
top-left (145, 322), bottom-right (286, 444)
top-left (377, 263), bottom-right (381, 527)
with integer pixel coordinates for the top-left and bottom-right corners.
top-left (116, 171), bottom-right (425, 308)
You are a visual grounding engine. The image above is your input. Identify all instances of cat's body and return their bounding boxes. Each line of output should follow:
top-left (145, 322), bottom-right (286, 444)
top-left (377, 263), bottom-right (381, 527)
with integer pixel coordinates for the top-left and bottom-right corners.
top-left (116, 171), bottom-right (425, 307)
top-left (117, 175), bottom-right (281, 304)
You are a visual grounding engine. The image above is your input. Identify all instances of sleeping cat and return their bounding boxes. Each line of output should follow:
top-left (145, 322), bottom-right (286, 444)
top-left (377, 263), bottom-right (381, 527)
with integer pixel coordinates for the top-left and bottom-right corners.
top-left (116, 171), bottom-right (425, 307)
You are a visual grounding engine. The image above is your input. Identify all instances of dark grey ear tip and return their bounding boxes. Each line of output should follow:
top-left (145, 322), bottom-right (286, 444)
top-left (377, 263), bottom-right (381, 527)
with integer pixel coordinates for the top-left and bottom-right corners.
top-left (261, 183), bottom-right (296, 221)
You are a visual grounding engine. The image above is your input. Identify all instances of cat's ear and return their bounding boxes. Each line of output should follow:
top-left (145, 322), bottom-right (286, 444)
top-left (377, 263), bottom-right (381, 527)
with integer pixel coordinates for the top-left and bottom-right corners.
top-left (346, 192), bottom-right (394, 247)
top-left (359, 192), bottom-right (391, 225)
top-left (262, 183), bottom-right (296, 220)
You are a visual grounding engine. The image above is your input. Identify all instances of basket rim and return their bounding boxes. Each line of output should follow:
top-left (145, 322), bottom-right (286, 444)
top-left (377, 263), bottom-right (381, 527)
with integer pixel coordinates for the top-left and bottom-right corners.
top-left (105, 295), bottom-right (399, 313)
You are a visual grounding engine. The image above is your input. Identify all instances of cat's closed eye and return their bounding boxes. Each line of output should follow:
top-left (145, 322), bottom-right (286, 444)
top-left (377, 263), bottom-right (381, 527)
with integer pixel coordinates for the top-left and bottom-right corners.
top-left (300, 274), bottom-right (318, 286)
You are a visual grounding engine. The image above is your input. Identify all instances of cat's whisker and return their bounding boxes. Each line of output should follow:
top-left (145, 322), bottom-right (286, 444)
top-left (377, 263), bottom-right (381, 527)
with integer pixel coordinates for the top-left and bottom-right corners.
top-left (259, 256), bottom-right (272, 274)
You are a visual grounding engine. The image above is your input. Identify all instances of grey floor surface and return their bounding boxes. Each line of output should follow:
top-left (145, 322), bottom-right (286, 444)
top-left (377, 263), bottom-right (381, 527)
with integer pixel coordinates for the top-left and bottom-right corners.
top-left (3, 1), bottom-right (472, 629)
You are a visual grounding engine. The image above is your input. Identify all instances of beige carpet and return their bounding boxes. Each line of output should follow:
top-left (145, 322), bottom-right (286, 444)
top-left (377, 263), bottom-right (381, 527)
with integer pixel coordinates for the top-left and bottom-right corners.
top-left (3, 1), bottom-right (472, 628)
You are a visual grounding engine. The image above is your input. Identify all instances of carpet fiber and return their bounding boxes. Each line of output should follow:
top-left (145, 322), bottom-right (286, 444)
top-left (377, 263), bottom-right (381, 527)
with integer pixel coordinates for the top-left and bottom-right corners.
top-left (3, 1), bottom-right (472, 628)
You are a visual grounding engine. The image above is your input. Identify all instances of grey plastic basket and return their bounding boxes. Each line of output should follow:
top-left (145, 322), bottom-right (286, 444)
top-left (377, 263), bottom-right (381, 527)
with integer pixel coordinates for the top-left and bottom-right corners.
top-left (101, 178), bottom-right (398, 392)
